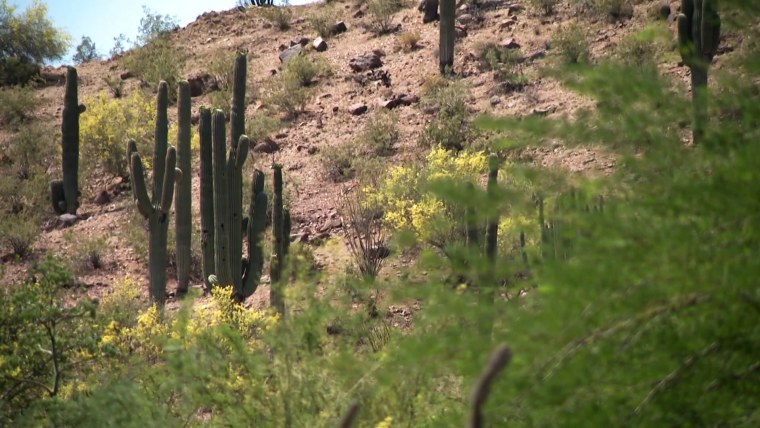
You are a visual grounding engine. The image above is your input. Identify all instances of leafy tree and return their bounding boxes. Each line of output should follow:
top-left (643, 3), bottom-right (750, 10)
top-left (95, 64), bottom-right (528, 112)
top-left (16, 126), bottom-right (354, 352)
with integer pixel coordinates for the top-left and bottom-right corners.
top-left (0, 0), bottom-right (70, 85)
top-left (72, 35), bottom-right (100, 64)
top-left (136, 5), bottom-right (178, 46)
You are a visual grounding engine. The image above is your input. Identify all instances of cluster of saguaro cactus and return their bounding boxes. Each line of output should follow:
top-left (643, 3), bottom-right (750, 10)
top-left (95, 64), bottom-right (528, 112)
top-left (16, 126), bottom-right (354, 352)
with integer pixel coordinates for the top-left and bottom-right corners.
top-left (175, 81), bottom-right (193, 295)
top-left (50, 66), bottom-right (85, 215)
top-left (202, 52), bottom-right (291, 302)
top-left (677, 0), bottom-right (721, 144)
top-left (127, 81), bottom-right (180, 305)
top-left (439, 0), bottom-right (455, 74)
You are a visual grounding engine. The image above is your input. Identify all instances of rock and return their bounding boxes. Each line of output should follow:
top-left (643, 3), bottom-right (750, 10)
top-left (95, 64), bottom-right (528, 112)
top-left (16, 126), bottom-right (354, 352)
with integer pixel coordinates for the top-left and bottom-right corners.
top-left (252, 139), bottom-right (280, 154)
top-left (348, 103), bottom-right (368, 115)
top-left (457, 13), bottom-right (474, 24)
top-left (291, 36), bottom-right (309, 47)
top-left (57, 214), bottom-right (78, 228)
top-left (379, 98), bottom-right (401, 109)
top-left (313, 37), bottom-right (327, 52)
top-left (532, 105), bottom-right (557, 116)
top-left (279, 44), bottom-right (302, 63)
top-left (331, 21), bottom-right (348, 35)
top-left (278, 43), bottom-right (288, 51)
top-left (94, 190), bottom-right (111, 205)
top-left (291, 232), bottom-right (310, 243)
top-left (490, 96), bottom-right (501, 106)
top-left (420, 0), bottom-right (439, 23)
top-left (349, 52), bottom-right (383, 72)
top-left (499, 17), bottom-right (517, 29)
top-left (120, 70), bottom-right (134, 80)
top-left (398, 94), bottom-right (419, 106)
top-left (352, 9), bottom-right (364, 19)
top-left (307, 146), bottom-right (319, 155)
top-left (187, 73), bottom-right (218, 97)
top-left (659, 4), bottom-right (671, 20)
top-left (369, 244), bottom-right (391, 260)
top-left (262, 21), bottom-right (272, 29)
top-left (455, 25), bottom-right (468, 38)
top-left (191, 112), bottom-right (200, 125)
top-left (319, 218), bottom-right (342, 232)
top-left (499, 38), bottom-right (521, 49)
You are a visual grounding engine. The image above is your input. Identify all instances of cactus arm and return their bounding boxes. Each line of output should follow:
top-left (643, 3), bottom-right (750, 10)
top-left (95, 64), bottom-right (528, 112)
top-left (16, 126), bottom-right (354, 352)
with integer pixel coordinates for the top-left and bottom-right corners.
top-left (230, 53), bottom-right (247, 147)
top-left (152, 82), bottom-right (169, 202)
top-left (130, 152), bottom-right (153, 219)
top-left (240, 171), bottom-right (268, 298)
top-left (159, 147), bottom-right (177, 216)
top-left (50, 180), bottom-right (66, 215)
top-left (235, 135), bottom-right (250, 169)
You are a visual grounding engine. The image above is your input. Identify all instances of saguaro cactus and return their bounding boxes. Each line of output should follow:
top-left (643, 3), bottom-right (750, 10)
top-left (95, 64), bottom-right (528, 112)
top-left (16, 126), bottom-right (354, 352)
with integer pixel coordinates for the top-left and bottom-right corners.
top-left (270, 164), bottom-right (291, 315)
top-left (199, 107), bottom-right (215, 290)
top-left (439, 0), bottom-right (455, 74)
top-left (127, 81), bottom-right (180, 305)
top-left (241, 169), bottom-right (268, 298)
top-left (677, 0), bottom-right (720, 145)
top-left (484, 156), bottom-right (499, 262)
top-left (175, 81), bottom-right (192, 294)
top-left (50, 67), bottom-right (85, 215)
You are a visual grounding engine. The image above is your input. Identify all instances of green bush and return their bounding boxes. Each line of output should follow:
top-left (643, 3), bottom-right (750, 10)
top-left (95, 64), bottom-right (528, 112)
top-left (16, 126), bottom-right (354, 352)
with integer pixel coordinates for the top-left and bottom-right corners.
top-left (260, 6), bottom-right (292, 31)
top-left (361, 110), bottom-right (399, 156)
top-left (5, 122), bottom-right (56, 180)
top-left (285, 53), bottom-right (332, 87)
top-left (246, 110), bottom-right (282, 142)
top-left (264, 54), bottom-right (330, 117)
top-left (551, 24), bottom-right (590, 65)
top-left (79, 91), bottom-right (155, 179)
top-left (0, 85), bottom-right (41, 127)
top-left (0, 214), bottom-right (39, 259)
top-left (475, 42), bottom-right (527, 88)
top-left (420, 79), bottom-right (474, 150)
top-left (320, 142), bottom-right (356, 182)
top-left (528, 0), bottom-right (559, 15)
top-left (366, 0), bottom-right (404, 34)
top-left (122, 35), bottom-right (185, 94)
top-left (308, 6), bottom-right (339, 39)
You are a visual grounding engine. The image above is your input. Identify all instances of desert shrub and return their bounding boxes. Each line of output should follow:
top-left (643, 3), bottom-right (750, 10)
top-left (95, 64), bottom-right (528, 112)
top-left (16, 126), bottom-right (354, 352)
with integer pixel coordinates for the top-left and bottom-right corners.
top-left (551, 24), bottom-right (590, 65)
top-left (264, 54), bottom-right (329, 117)
top-left (6, 122), bottom-right (57, 180)
top-left (340, 187), bottom-right (387, 279)
top-left (360, 110), bottom-right (399, 156)
top-left (285, 53), bottom-right (332, 87)
top-left (321, 142), bottom-right (356, 182)
top-left (365, 146), bottom-right (488, 247)
top-left (0, 214), bottom-right (39, 259)
top-left (366, 0), bottom-right (404, 35)
top-left (63, 233), bottom-right (107, 272)
top-left (0, 85), bottom-right (41, 127)
top-left (102, 75), bottom-right (124, 98)
top-left (246, 111), bottom-right (282, 142)
top-left (80, 91), bottom-right (155, 179)
top-left (122, 35), bottom-right (185, 94)
top-left (207, 49), bottom-right (237, 90)
top-left (475, 42), bottom-right (527, 88)
top-left (260, 6), bottom-right (292, 31)
top-left (397, 31), bottom-right (420, 52)
top-left (308, 6), bottom-right (339, 39)
top-left (528, 0), bottom-right (560, 15)
top-left (612, 24), bottom-right (667, 69)
top-left (420, 79), bottom-right (474, 150)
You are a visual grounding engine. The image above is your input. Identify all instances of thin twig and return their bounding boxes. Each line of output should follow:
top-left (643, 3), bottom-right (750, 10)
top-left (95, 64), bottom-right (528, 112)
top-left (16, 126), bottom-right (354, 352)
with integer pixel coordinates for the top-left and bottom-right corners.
top-left (633, 342), bottom-right (719, 415)
top-left (469, 344), bottom-right (512, 428)
top-left (338, 401), bottom-right (359, 428)
top-left (705, 361), bottom-right (760, 391)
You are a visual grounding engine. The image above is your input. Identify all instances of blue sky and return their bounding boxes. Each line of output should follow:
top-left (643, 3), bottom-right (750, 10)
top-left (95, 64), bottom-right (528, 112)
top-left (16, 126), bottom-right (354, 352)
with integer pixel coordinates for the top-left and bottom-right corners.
top-left (12, 0), bottom-right (312, 65)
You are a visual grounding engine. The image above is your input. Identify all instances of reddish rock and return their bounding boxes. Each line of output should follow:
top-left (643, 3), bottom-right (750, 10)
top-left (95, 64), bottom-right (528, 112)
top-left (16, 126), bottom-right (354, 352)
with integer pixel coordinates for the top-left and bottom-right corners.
top-left (348, 103), bottom-right (368, 115)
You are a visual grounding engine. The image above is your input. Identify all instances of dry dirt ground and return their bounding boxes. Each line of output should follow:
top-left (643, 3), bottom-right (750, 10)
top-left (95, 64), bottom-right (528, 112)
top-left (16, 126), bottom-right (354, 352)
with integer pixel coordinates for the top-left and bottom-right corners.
top-left (0, 0), bottom-right (729, 313)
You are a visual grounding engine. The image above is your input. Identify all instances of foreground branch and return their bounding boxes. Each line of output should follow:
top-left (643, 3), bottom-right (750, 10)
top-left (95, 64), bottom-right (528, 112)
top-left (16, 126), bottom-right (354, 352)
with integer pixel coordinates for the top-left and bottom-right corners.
top-left (469, 344), bottom-right (512, 428)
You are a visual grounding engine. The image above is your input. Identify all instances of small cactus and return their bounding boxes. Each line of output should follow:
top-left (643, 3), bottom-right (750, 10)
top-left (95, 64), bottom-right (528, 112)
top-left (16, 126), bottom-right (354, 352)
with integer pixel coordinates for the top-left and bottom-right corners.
top-left (50, 67), bottom-right (85, 215)
top-left (677, 0), bottom-right (721, 144)
top-left (127, 81), bottom-right (180, 305)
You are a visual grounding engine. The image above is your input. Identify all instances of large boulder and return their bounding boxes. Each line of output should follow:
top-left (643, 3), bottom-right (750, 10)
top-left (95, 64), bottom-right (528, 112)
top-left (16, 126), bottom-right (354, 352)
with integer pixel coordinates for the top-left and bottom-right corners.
top-left (349, 51), bottom-right (383, 72)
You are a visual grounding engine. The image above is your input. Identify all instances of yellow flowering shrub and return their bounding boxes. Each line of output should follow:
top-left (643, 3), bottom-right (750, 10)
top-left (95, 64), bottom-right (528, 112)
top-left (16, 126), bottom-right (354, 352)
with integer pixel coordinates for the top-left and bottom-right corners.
top-left (367, 146), bottom-right (488, 245)
top-left (80, 91), bottom-right (155, 179)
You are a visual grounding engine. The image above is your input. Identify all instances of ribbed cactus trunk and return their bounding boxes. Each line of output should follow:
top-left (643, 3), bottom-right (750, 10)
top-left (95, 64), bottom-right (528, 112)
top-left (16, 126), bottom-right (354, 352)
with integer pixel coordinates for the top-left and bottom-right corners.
top-left (51, 67), bottom-right (85, 215)
top-left (211, 109), bottom-right (233, 287)
top-left (126, 80), bottom-right (179, 306)
top-left (239, 169), bottom-right (268, 300)
top-left (228, 53), bottom-right (248, 292)
top-left (439, 0), bottom-right (455, 75)
top-left (175, 81), bottom-right (192, 294)
top-left (270, 164), bottom-right (286, 315)
top-left (677, 0), bottom-right (720, 145)
top-left (484, 157), bottom-right (499, 262)
top-left (199, 107), bottom-right (215, 290)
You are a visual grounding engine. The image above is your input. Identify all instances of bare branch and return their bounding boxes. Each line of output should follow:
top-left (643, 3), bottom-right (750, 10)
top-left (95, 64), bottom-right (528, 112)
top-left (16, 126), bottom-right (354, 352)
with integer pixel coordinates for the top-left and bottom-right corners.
top-left (469, 344), bottom-right (512, 428)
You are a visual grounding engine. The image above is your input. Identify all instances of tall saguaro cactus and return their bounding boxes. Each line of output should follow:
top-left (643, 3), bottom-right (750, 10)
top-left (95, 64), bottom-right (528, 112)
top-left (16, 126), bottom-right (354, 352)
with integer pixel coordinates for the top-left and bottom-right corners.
top-left (50, 67), bottom-right (85, 215)
top-left (199, 107), bottom-right (215, 290)
top-left (175, 81), bottom-right (192, 294)
top-left (127, 81), bottom-right (180, 305)
top-left (677, 0), bottom-right (720, 145)
top-left (439, 0), bottom-right (455, 74)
